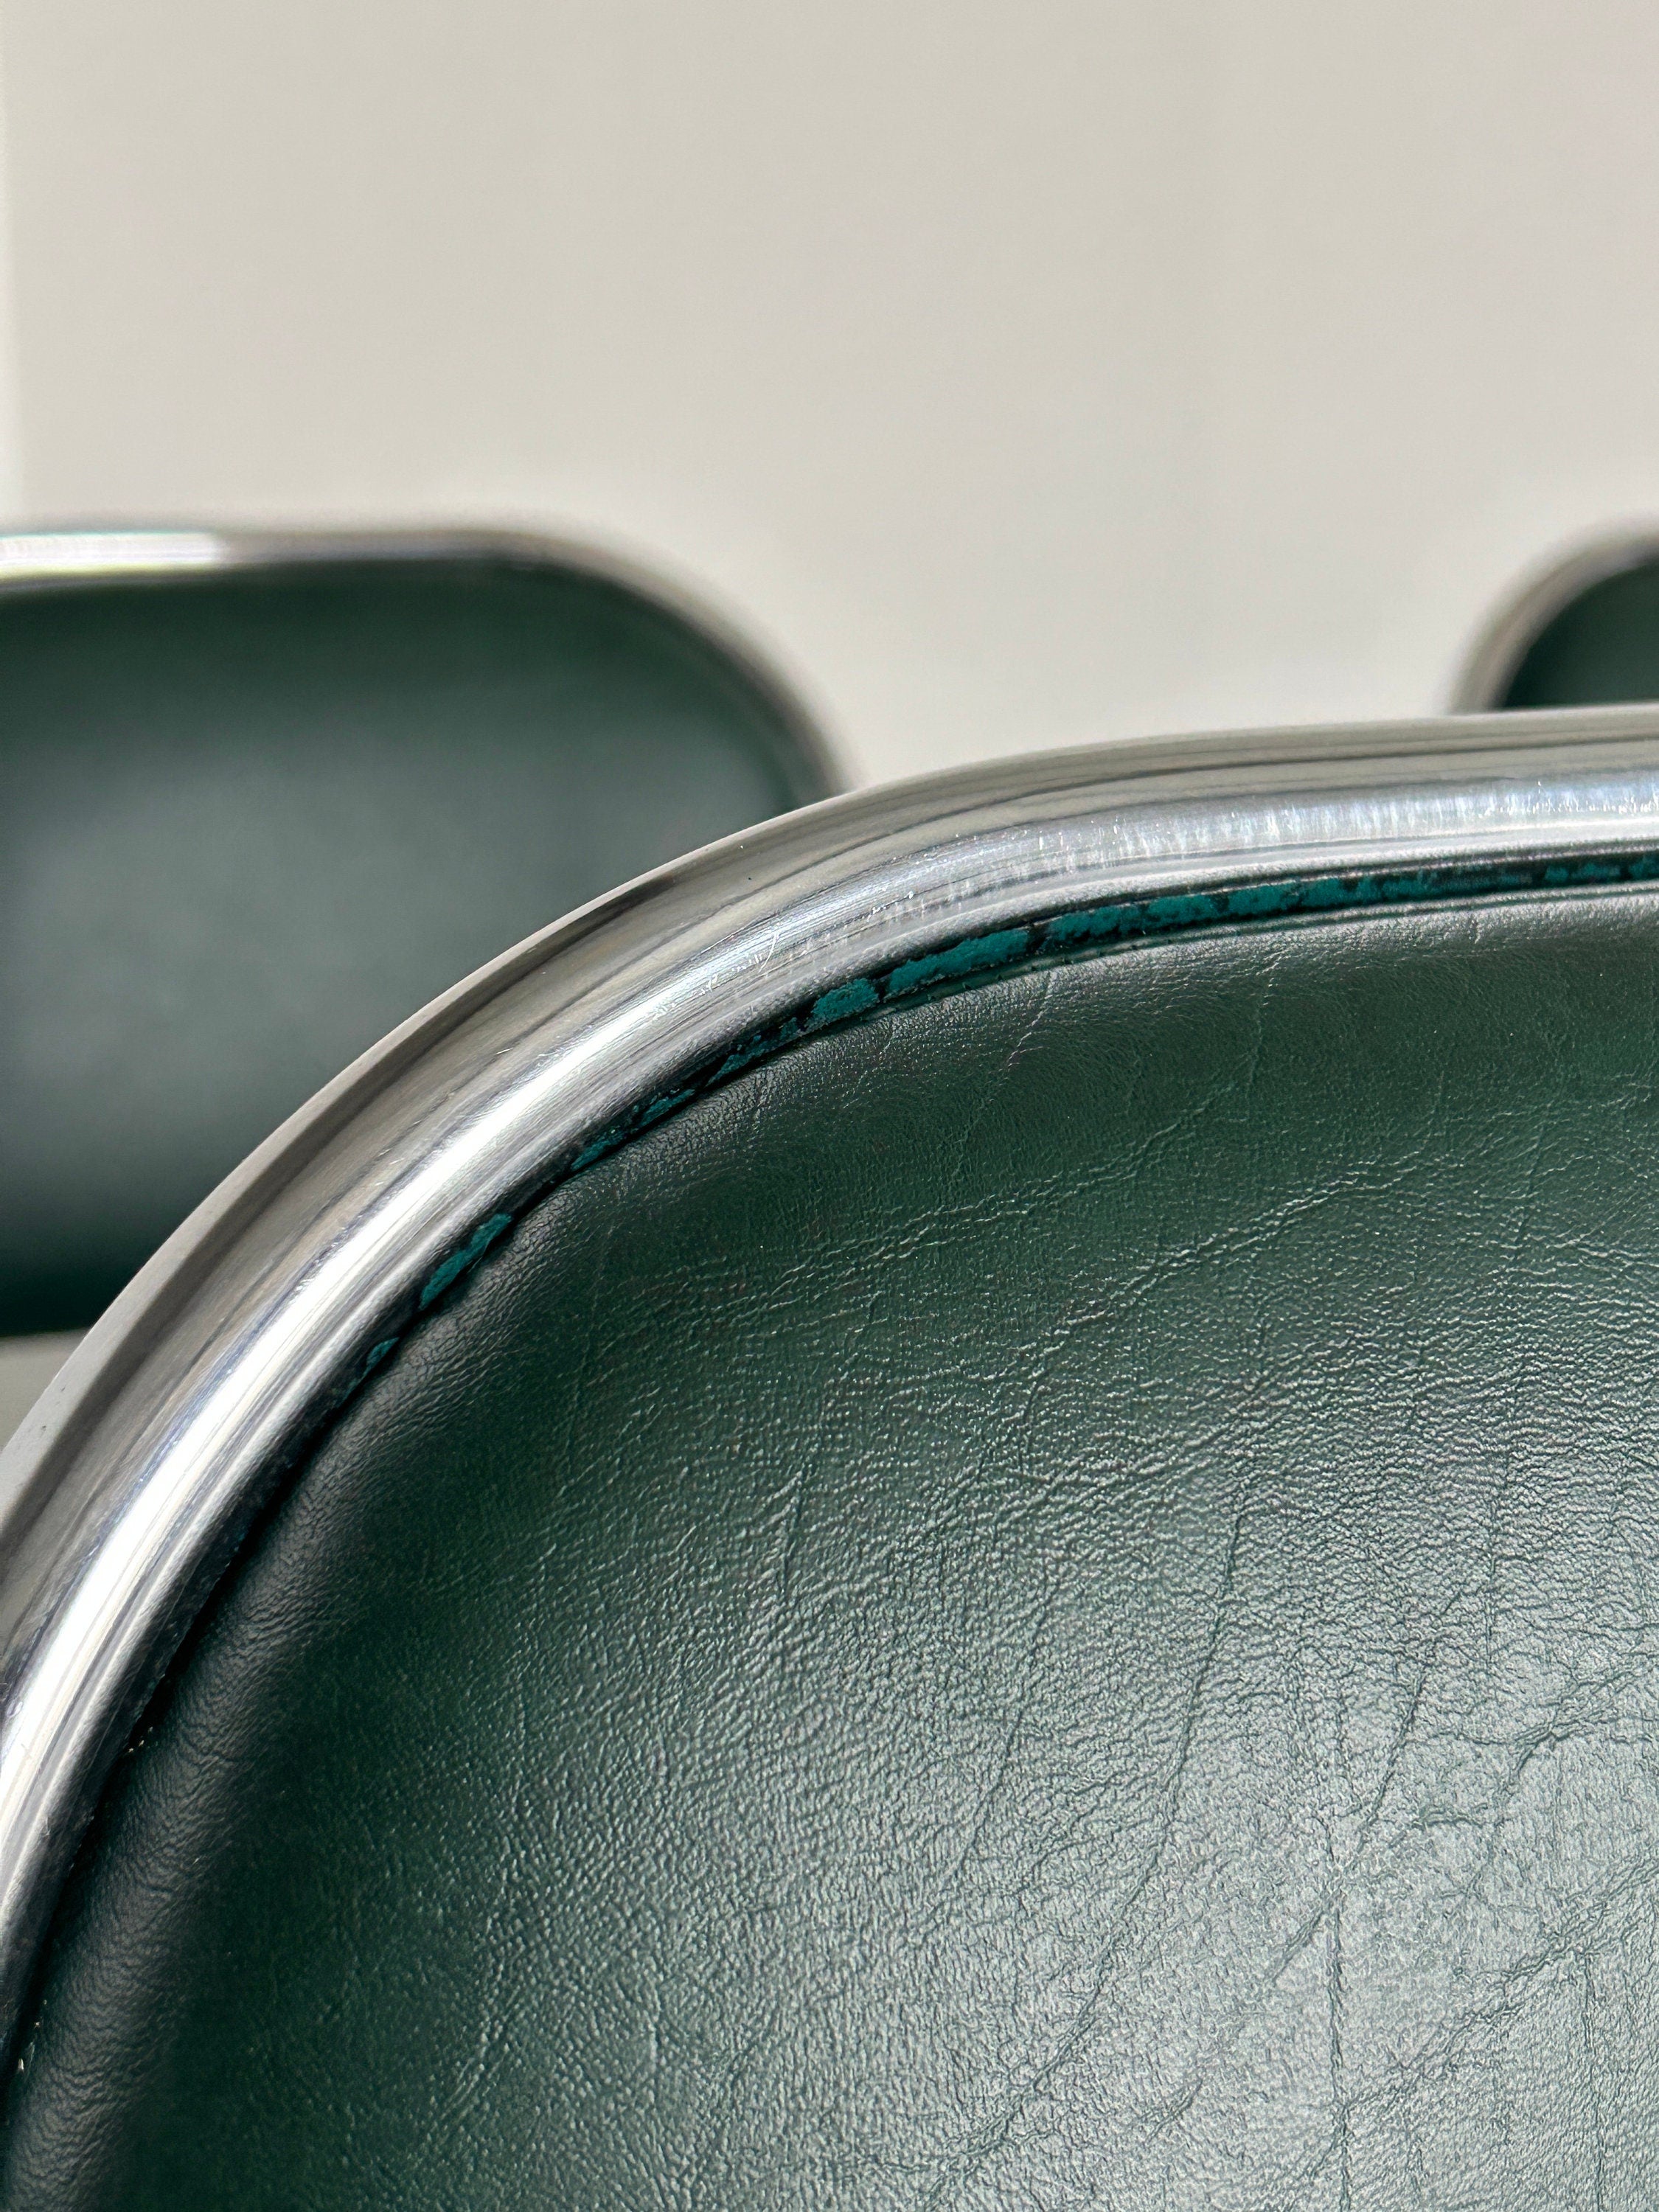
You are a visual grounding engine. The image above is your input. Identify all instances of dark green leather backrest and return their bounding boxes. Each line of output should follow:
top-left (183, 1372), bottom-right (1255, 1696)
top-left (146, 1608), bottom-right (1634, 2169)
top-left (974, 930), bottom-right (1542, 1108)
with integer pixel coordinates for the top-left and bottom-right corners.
top-left (0, 552), bottom-right (832, 1334)
top-left (8, 879), bottom-right (1659, 2206)
top-left (1500, 556), bottom-right (1659, 709)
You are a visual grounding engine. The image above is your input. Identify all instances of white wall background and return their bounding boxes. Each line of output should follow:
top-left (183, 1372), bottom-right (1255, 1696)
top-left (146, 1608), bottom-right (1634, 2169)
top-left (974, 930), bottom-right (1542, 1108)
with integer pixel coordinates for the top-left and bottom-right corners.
top-left (3, 1), bottom-right (1659, 783)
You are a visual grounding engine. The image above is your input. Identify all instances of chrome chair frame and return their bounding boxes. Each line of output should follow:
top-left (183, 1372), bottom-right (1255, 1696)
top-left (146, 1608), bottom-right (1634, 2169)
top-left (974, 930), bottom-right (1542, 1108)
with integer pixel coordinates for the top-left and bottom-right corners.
top-left (6, 703), bottom-right (1659, 2048)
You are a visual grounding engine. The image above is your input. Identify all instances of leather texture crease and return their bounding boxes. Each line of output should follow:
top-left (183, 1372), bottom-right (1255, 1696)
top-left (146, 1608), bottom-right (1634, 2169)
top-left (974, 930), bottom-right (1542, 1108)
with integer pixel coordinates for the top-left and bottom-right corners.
top-left (7, 886), bottom-right (1659, 2207)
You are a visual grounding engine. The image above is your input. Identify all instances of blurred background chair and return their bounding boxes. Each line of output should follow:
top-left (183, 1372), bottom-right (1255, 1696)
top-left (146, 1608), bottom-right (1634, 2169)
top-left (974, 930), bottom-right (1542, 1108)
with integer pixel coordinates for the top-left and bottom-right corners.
top-left (1455, 530), bottom-right (1659, 712)
top-left (6, 711), bottom-right (1659, 2204)
top-left (0, 528), bottom-right (837, 1430)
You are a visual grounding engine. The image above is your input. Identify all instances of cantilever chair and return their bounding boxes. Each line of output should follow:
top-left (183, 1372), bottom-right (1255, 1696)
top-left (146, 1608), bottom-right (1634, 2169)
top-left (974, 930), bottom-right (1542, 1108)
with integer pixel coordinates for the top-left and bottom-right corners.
top-left (1457, 529), bottom-right (1659, 712)
top-left (7, 710), bottom-right (1659, 2205)
top-left (0, 528), bottom-right (836, 1399)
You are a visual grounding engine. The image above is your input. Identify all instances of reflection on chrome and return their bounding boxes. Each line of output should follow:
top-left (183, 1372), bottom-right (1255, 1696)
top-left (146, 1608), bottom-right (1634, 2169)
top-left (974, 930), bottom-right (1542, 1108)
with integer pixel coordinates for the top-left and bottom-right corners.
top-left (6, 703), bottom-right (1659, 2046)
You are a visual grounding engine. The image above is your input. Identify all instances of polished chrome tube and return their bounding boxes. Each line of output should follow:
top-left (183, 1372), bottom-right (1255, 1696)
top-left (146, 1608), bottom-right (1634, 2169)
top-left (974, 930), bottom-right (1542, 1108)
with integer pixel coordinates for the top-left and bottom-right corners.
top-left (6, 704), bottom-right (1659, 2043)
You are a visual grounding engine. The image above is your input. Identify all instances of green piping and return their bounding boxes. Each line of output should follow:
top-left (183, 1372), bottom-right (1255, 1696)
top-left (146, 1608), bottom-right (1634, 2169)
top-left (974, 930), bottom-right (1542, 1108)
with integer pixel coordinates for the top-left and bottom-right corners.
top-left (385, 849), bottom-right (1659, 1381)
top-left (18, 845), bottom-right (1655, 2108)
top-left (415, 1212), bottom-right (512, 1311)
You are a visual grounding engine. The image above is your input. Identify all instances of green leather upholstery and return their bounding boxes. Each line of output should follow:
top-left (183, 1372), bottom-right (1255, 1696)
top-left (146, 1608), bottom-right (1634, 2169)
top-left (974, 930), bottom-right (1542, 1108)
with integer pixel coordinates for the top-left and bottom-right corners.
top-left (1501, 557), bottom-right (1659, 709)
top-left (9, 879), bottom-right (1659, 2206)
top-left (0, 553), bottom-right (831, 1335)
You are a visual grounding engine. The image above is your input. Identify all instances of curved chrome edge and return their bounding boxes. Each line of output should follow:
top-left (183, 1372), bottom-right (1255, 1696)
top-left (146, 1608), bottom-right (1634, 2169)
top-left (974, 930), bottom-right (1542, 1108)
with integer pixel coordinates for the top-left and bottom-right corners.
top-left (8, 704), bottom-right (1659, 2045)
top-left (0, 523), bottom-right (843, 806)
top-left (1450, 526), bottom-right (1659, 714)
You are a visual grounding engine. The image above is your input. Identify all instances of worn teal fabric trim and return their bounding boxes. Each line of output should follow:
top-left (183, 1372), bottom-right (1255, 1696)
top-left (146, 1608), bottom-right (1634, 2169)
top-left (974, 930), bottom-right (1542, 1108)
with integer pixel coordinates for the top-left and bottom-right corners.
top-left (380, 849), bottom-right (1659, 1373)
top-left (38, 841), bottom-right (1658, 2078)
top-left (75, 842), bottom-right (1659, 1833)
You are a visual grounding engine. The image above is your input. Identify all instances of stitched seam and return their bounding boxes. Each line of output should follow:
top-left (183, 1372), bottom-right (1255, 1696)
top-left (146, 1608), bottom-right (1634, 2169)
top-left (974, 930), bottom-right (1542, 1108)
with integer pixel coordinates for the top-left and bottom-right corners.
top-left (11, 852), bottom-right (1652, 2098)
top-left (354, 848), bottom-right (1659, 1400)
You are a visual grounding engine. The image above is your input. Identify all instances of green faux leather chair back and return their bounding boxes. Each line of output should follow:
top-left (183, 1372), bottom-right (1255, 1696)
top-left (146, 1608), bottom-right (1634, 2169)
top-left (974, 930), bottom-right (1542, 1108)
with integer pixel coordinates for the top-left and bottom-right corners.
top-left (1458, 534), bottom-right (1659, 712)
top-left (6, 713), bottom-right (1659, 2206)
top-left (0, 533), bottom-right (835, 1335)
